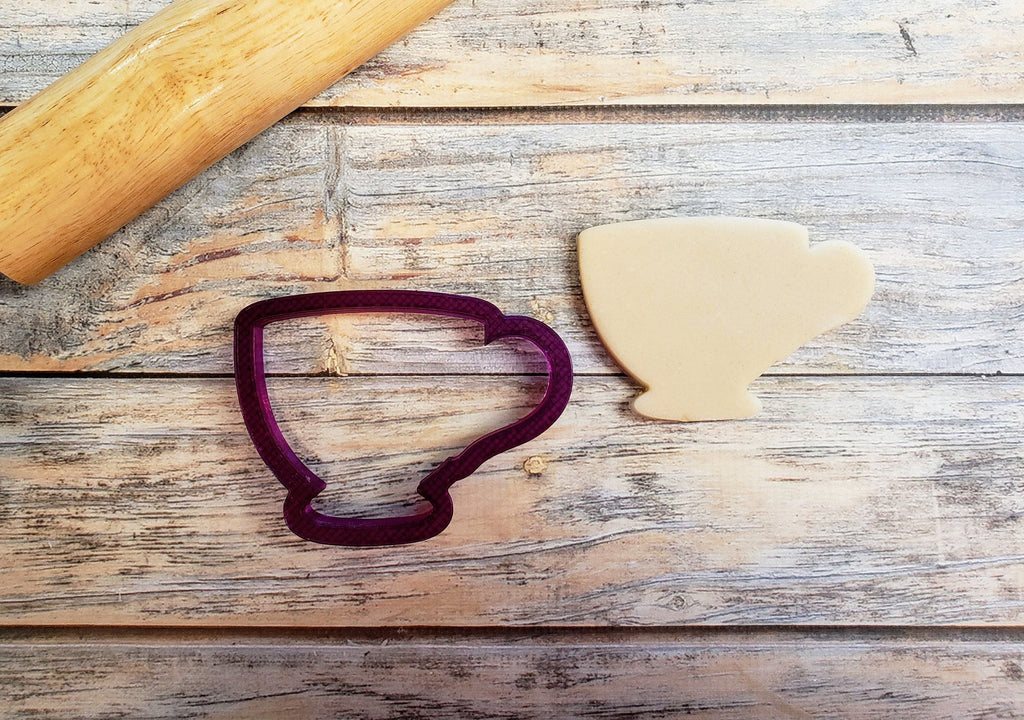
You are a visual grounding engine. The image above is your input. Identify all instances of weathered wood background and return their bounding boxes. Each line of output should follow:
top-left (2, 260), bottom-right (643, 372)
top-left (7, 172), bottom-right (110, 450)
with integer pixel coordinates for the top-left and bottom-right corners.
top-left (2, 0), bottom-right (1024, 717)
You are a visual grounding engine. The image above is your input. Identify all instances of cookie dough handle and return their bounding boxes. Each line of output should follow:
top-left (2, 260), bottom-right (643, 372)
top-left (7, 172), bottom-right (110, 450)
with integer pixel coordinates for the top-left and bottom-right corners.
top-left (0, 0), bottom-right (456, 284)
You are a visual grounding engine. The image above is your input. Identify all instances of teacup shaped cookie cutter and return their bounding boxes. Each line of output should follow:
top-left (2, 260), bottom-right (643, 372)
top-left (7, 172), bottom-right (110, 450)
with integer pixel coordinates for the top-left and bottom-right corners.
top-left (234, 290), bottom-right (573, 546)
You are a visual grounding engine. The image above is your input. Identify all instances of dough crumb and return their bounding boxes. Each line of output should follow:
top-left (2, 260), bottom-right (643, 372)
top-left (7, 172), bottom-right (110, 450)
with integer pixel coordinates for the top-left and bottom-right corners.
top-left (530, 298), bottom-right (556, 324)
top-left (523, 456), bottom-right (549, 475)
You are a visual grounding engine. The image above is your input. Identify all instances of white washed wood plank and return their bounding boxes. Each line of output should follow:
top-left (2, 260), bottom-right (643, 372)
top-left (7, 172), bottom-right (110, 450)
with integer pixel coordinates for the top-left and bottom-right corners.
top-left (1, 375), bottom-right (1023, 626)
top-left (1, 0), bottom-right (1022, 106)
top-left (2, 632), bottom-right (1024, 719)
top-left (338, 120), bottom-right (1024, 376)
top-left (0, 120), bottom-right (1021, 374)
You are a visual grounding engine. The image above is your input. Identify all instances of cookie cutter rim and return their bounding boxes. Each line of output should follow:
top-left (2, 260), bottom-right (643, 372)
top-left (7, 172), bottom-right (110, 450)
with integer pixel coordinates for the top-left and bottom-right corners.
top-left (234, 290), bottom-right (574, 546)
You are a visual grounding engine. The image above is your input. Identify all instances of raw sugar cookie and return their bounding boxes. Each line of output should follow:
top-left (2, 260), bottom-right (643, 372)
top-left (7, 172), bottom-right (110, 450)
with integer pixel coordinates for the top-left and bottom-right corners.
top-left (578, 217), bottom-right (874, 421)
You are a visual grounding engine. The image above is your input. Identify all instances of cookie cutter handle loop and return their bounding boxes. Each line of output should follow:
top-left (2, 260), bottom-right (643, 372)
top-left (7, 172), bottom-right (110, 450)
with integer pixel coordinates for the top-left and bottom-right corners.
top-left (417, 310), bottom-right (574, 495)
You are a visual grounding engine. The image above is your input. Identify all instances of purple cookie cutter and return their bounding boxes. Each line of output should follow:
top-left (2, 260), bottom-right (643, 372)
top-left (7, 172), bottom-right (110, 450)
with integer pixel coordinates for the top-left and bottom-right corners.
top-left (234, 290), bottom-right (574, 546)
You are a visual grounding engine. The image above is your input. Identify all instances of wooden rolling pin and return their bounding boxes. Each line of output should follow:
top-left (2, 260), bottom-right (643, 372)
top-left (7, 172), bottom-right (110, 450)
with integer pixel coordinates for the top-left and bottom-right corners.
top-left (0, 0), bottom-right (456, 284)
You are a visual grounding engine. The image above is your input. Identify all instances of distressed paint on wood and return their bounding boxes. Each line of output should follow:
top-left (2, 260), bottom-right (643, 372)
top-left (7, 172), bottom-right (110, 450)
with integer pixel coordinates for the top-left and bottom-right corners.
top-left (0, 120), bottom-right (1022, 374)
top-left (2, 374), bottom-right (1023, 626)
top-left (1, 0), bottom-right (1023, 106)
top-left (2, 1), bottom-right (1024, 712)
top-left (3, 629), bottom-right (1024, 719)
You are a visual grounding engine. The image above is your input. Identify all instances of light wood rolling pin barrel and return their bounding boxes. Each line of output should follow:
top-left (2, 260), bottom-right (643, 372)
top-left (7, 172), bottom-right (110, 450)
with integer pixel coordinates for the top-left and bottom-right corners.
top-left (0, 0), bottom-right (457, 284)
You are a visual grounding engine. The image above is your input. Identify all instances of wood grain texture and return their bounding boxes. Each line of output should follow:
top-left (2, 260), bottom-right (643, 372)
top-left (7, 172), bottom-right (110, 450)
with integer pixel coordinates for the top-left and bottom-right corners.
top-left (3, 374), bottom-right (1023, 626)
top-left (1, 0), bottom-right (1022, 107)
top-left (0, 0), bottom-right (457, 283)
top-left (3, 629), bottom-right (1024, 719)
top-left (1, 118), bottom-right (1022, 374)
top-left (2, 0), bottom-right (1023, 713)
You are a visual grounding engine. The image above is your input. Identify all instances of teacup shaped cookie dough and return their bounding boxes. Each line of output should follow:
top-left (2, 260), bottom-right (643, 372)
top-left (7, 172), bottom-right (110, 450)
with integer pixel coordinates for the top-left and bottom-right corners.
top-left (578, 217), bottom-right (874, 421)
